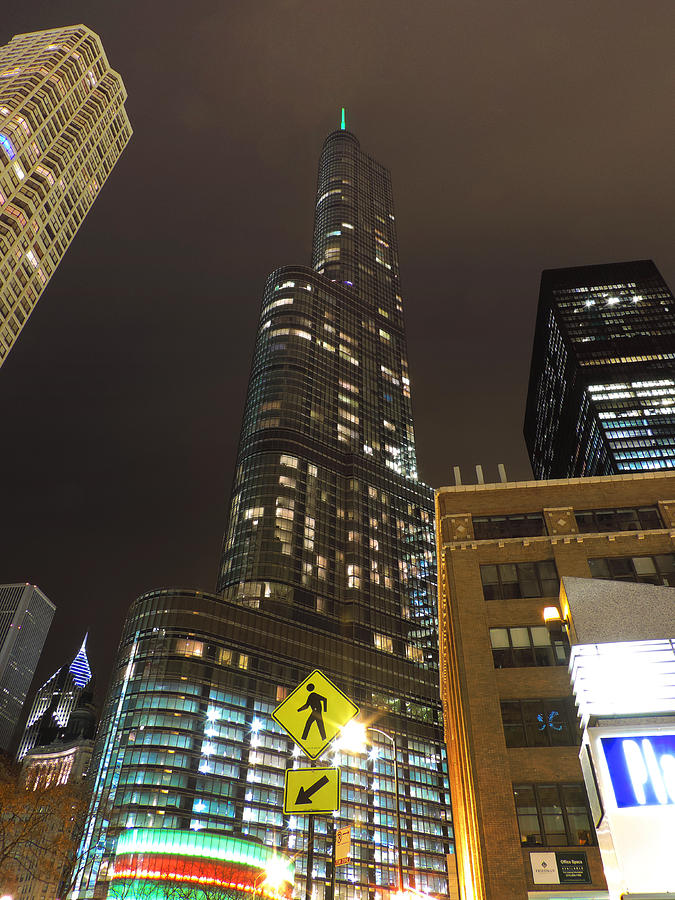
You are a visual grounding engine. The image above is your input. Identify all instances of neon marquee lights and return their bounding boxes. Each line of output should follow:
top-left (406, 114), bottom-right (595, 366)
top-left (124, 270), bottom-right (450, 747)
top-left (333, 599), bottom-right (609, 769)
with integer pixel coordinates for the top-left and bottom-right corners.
top-left (112, 829), bottom-right (294, 898)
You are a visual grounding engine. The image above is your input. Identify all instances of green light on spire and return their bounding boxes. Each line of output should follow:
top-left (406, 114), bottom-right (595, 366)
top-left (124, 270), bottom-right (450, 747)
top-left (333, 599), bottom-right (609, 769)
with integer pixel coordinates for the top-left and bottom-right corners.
top-left (341, 107), bottom-right (346, 130)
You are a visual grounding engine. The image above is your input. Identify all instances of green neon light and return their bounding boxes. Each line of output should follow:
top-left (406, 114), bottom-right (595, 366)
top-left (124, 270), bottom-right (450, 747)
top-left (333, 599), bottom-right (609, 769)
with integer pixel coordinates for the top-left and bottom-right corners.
top-left (340, 107), bottom-right (346, 130)
top-left (114, 828), bottom-right (294, 882)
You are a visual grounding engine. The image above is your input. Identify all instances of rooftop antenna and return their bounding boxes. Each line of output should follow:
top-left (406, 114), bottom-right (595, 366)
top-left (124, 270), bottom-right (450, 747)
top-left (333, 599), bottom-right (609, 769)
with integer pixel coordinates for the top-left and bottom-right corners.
top-left (341, 107), bottom-right (346, 131)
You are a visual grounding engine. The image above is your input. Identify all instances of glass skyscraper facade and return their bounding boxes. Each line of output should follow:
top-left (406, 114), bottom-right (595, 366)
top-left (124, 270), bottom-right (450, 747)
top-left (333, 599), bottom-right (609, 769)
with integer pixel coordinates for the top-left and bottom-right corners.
top-left (0, 583), bottom-right (55, 752)
top-left (524, 259), bottom-right (675, 479)
top-left (0, 25), bottom-right (131, 368)
top-left (72, 123), bottom-right (452, 900)
top-left (217, 123), bottom-right (450, 894)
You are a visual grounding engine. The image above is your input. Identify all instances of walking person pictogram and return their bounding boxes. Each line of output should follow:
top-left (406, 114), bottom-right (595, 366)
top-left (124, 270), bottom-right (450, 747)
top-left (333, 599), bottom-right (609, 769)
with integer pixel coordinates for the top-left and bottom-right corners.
top-left (298, 683), bottom-right (327, 740)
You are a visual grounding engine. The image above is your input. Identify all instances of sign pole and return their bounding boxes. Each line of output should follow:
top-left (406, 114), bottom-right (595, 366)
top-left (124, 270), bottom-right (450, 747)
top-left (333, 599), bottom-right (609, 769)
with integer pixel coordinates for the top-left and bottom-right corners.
top-left (328, 818), bottom-right (337, 900)
top-left (305, 757), bottom-right (317, 900)
top-left (305, 813), bottom-right (315, 900)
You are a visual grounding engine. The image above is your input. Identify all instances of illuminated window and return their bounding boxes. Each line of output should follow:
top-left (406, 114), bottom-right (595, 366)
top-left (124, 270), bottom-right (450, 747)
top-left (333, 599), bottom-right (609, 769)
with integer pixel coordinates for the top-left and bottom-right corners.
top-left (175, 639), bottom-right (204, 658)
top-left (490, 626), bottom-right (570, 668)
top-left (347, 565), bottom-right (360, 589)
top-left (374, 633), bottom-right (393, 653)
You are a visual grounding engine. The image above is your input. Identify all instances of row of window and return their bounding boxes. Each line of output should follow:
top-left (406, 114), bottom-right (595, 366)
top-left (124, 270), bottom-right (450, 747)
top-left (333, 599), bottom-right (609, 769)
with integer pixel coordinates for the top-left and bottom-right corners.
top-left (472, 505), bottom-right (662, 540)
top-left (480, 553), bottom-right (675, 600)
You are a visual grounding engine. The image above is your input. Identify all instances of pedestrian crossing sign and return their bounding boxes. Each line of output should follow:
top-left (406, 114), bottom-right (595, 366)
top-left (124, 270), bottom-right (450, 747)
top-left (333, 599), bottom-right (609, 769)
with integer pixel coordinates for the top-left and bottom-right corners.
top-left (272, 669), bottom-right (359, 760)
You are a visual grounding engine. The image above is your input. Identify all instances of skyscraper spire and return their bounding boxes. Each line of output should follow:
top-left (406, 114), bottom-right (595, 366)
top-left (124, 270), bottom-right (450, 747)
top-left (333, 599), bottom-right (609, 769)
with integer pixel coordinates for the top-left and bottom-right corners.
top-left (69, 632), bottom-right (92, 688)
top-left (340, 106), bottom-right (346, 130)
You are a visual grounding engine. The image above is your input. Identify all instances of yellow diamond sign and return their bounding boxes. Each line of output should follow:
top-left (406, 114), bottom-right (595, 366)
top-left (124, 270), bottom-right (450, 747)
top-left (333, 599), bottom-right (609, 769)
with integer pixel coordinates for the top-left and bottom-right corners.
top-left (283, 767), bottom-right (341, 814)
top-left (272, 669), bottom-right (359, 760)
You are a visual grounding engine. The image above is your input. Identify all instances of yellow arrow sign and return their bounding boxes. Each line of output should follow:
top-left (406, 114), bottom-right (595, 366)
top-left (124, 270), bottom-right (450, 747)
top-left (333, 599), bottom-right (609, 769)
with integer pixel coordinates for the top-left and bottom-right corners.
top-left (272, 669), bottom-right (359, 760)
top-left (283, 767), bottom-right (341, 814)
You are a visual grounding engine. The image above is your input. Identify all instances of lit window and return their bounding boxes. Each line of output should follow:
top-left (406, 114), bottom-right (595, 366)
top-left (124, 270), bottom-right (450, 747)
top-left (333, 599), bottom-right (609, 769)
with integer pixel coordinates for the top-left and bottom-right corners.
top-left (374, 633), bottom-right (393, 653)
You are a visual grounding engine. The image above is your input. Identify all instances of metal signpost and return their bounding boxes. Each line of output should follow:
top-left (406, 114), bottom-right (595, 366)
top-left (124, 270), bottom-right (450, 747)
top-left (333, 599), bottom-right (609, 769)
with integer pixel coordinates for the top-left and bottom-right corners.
top-left (273, 669), bottom-right (359, 900)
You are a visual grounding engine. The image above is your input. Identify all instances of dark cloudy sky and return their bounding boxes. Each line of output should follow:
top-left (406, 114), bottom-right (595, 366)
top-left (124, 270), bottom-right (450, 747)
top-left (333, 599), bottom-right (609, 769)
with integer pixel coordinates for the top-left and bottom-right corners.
top-left (1, 0), bottom-right (674, 704)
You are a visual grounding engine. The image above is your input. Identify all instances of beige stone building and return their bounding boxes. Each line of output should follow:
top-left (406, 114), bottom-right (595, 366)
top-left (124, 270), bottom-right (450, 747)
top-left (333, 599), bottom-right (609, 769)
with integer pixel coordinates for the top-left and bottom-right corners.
top-left (435, 470), bottom-right (675, 900)
top-left (0, 25), bottom-right (131, 366)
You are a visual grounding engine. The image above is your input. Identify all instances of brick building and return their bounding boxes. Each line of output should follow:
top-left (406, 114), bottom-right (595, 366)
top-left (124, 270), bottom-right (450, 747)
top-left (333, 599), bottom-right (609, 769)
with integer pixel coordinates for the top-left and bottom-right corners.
top-left (435, 470), bottom-right (675, 900)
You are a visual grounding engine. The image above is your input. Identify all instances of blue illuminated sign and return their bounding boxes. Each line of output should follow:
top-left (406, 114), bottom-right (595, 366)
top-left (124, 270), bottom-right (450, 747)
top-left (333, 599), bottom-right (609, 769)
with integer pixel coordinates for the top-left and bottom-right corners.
top-left (602, 734), bottom-right (675, 807)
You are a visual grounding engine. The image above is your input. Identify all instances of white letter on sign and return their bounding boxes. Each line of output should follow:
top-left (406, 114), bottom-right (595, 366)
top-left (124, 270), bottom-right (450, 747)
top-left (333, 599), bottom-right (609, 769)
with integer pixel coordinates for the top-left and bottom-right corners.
top-left (623, 739), bottom-right (648, 805)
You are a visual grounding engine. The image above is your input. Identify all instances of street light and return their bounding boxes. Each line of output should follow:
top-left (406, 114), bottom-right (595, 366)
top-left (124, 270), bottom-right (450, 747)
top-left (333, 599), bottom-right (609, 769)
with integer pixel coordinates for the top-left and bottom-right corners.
top-left (252, 855), bottom-right (293, 900)
top-left (336, 721), bottom-right (405, 892)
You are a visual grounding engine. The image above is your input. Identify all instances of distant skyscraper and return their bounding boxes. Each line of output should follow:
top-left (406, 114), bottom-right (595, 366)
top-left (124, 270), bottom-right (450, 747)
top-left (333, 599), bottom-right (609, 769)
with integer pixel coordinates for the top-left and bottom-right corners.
top-left (0, 25), bottom-right (131, 367)
top-left (525, 260), bottom-right (675, 478)
top-left (0, 583), bottom-right (55, 752)
top-left (17, 633), bottom-right (92, 761)
top-left (72, 118), bottom-right (453, 899)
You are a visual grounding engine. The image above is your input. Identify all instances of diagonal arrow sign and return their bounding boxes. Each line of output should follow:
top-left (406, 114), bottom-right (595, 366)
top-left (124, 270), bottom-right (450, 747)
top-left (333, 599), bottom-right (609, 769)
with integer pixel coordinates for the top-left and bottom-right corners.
top-left (296, 774), bottom-right (330, 804)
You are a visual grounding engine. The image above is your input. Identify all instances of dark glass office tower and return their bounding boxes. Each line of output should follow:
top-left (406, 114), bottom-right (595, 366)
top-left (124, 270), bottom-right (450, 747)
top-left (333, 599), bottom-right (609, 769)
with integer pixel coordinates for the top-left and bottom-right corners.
top-left (217, 123), bottom-right (451, 893)
top-left (524, 259), bottom-right (675, 479)
top-left (71, 123), bottom-right (452, 900)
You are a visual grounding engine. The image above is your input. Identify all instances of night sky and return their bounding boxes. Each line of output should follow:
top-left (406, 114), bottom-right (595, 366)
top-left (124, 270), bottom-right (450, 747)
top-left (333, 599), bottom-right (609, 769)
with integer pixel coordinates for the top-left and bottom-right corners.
top-left (1, 1), bottom-right (674, 705)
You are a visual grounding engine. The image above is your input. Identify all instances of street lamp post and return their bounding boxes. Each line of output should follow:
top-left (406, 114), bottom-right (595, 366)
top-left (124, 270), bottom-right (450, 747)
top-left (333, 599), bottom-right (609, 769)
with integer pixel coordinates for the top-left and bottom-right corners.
top-left (338, 722), bottom-right (404, 894)
top-left (366, 726), bottom-right (404, 893)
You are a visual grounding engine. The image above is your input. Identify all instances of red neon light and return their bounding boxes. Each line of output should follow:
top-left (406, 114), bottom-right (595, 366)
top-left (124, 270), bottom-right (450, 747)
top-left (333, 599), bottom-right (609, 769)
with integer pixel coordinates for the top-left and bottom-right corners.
top-left (112, 854), bottom-right (291, 899)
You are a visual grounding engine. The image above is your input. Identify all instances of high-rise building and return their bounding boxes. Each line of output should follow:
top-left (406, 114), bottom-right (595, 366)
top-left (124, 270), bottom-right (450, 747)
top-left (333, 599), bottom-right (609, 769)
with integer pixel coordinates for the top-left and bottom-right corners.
top-left (0, 25), bottom-right (131, 367)
top-left (71, 119), bottom-right (454, 900)
top-left (216, 117), bottom-right (451, 896)
top-left (524, 259), bottom-right (675, 479)
top-left (17, 633), bottom-right (93, 761)
top-left (0, 583), bottom-right (55, 752)
top-left (435, 468), bottom-right (675, 900)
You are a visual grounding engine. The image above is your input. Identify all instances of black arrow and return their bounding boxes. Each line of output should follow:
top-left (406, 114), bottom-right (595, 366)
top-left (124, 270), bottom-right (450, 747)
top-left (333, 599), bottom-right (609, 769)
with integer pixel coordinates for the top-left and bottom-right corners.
top-left (296, 775), bottom-right (330, 804)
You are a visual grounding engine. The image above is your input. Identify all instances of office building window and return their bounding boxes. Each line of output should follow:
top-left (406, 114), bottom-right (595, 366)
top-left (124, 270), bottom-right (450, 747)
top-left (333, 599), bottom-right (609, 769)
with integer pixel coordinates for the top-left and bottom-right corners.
top-left (473, 513), bottom-right (546, 540)
top-left (480, 561), bottom-right (558, 600)
top-left (501, 698), bottom-right (579, 747)
top-left (514, 783), bottom-right (594, 847)
top-left (575, 506), bottom-right (661, 533)
top-left (489, 626), bottom-right (569, 669)
top-left (588, 553), bottom-right (675, 586)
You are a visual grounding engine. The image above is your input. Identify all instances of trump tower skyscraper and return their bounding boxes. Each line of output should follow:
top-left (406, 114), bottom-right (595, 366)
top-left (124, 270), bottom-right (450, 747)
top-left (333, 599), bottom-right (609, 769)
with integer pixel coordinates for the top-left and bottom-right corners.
top-left (71, 118), bottom-right (452, 899)
top-left (215, 117), bottom-right (452, 893)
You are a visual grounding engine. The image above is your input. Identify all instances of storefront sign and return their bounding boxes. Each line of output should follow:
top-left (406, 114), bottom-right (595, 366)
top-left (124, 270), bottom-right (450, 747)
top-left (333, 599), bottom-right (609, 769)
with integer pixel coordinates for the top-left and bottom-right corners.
top-left (601, 734), bottom-right (675, 808)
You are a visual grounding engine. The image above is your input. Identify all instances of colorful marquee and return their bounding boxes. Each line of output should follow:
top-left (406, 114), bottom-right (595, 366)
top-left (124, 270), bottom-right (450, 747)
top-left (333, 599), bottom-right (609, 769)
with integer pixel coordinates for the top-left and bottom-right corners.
top-left (110, 828), bottom-right (294, 900)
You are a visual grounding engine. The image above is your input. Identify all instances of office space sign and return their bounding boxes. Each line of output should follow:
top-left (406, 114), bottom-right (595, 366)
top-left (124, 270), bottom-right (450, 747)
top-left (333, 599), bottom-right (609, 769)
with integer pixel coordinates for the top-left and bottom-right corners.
top-left (530, 852), bottom-right (590, 885)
